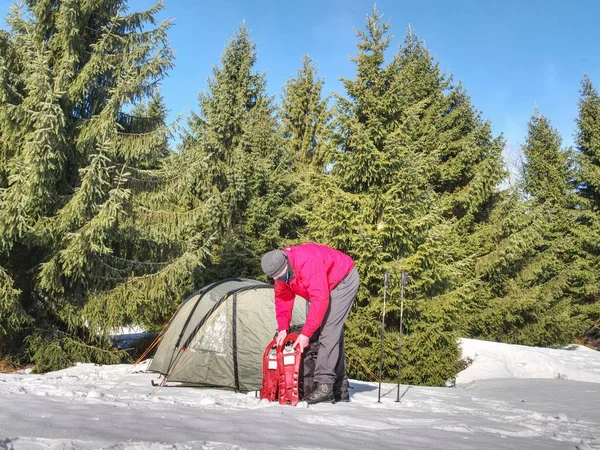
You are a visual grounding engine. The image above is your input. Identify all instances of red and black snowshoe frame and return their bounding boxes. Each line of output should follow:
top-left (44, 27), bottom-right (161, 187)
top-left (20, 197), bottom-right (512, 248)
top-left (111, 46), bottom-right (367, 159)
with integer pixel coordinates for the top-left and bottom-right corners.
top-left (260, 333), bottom-right (302, 406)
top-left (260, 338), bottom-right (279, 402)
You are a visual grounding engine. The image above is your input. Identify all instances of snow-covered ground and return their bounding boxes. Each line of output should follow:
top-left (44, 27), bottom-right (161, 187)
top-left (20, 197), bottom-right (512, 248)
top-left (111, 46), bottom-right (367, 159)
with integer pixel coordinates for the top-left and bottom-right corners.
top-left (0, 339), bottom-right (599, 450)
top-left (458, 338), bottom-right (600, 384)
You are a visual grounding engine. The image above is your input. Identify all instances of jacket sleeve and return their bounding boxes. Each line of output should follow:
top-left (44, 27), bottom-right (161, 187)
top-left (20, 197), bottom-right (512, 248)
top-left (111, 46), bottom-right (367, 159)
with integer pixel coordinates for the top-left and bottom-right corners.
top-left (274, 281), bottom-right (295, 332)
top-left (300, 259), bottom-right (330, 338)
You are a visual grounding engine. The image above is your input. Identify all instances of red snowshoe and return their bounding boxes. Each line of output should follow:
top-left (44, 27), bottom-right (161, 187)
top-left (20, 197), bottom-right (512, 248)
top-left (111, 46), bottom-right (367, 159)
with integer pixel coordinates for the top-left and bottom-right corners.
top-left (260, 338), bottom-right (279, 402)
top-left (277, 333), bottom-right (302, 406)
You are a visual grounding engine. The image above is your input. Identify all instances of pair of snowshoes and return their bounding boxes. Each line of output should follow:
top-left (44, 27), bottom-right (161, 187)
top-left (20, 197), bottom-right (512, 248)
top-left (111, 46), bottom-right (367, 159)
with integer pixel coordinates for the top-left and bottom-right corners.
top-left (260, 333), bottom-right (302, 406)
top-left (260, 331), bottom-right (349, 405)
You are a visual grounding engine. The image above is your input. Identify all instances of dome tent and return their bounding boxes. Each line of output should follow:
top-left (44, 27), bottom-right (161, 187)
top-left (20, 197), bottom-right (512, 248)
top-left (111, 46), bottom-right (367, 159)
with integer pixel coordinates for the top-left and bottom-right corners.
top-left (148, 278), bottom-right (307, 392)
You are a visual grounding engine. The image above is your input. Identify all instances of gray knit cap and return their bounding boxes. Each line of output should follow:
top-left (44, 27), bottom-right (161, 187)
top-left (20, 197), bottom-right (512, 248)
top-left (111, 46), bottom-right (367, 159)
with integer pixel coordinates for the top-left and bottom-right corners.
top-left (261, 249), bottom-right (287, 278)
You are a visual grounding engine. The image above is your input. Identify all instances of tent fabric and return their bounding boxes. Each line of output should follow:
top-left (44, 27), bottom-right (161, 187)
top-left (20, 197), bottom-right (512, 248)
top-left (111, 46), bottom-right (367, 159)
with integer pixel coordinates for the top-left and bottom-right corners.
top-left (148, 278), bottom-right (307, 392)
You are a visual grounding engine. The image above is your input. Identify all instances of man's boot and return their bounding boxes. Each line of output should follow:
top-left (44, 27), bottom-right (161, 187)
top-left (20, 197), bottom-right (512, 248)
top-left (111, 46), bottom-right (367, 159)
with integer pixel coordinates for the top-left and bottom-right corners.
top-left (333, 377), bottom-right (350, 402)
top-left (304, 383), bottom-right (335, 405)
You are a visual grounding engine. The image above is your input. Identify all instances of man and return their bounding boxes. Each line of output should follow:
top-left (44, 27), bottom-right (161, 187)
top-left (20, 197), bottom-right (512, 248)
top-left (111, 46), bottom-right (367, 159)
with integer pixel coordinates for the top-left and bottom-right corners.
top-left (260, 243), bottom-right (360, 405)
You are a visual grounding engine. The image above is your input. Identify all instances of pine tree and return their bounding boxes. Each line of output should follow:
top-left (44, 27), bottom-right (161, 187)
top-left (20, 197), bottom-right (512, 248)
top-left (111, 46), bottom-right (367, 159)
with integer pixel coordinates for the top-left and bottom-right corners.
top-left (467, 110), bottom-right (595, 347)
top-left (522, 111), bottom-right (570, 204)
top-left (280, 55), bottom-right (331, 167)
top-left (306, 13), bottom-right (402, 377)
top-left (276, 55), bottom-right (333, 248)
top-left (576, 76), bottom-right (600, 209)
top-left (180, 24), bottom-right (289, 281)
top-left (304, 9), bottom-right (505, 385)
top-left (0, 1), bottom-right (213, 371)
top-left (389, 31), bottom-right (505, 385)
top-left (573, 76), bottom-right (600, 344)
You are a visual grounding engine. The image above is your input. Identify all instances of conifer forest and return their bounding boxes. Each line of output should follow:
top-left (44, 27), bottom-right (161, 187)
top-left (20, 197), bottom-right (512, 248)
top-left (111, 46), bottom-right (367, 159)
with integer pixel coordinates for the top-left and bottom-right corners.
top-left (0, 1), bottom-right (598, 386)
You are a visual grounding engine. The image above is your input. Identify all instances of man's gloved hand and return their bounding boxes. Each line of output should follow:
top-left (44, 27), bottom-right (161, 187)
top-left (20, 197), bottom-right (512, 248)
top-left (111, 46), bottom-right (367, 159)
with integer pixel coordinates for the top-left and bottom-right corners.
top-left (293, 334), bottom-right (310, 353)
top-left (276, 329), bottom-right (287, 346)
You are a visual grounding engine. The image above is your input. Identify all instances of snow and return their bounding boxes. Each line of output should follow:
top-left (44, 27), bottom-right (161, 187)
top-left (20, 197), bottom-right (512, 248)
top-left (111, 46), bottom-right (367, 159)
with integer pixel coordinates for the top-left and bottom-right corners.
top-left (0, 339), bottom-right (599, 449)
top-left (458, 338), bottom-right (600, 384)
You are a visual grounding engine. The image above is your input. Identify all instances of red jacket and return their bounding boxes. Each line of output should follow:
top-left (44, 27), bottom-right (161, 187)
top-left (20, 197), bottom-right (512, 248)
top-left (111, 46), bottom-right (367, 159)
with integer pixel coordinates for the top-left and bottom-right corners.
top-left (274, 243), bottom-right (355, 338)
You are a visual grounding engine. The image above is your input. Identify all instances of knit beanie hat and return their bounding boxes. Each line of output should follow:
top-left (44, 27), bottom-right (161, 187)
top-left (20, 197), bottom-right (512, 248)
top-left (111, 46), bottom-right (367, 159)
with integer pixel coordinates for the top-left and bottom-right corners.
top-left (261, 249), bottom-right (287, 278)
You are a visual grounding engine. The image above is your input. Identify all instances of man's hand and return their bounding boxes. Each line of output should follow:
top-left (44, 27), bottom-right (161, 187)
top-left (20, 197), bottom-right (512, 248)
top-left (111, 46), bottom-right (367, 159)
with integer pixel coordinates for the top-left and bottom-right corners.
top-left (276, 329), bottom-right (287, 346)
top-left (293, 334), bottom-right (310, 353)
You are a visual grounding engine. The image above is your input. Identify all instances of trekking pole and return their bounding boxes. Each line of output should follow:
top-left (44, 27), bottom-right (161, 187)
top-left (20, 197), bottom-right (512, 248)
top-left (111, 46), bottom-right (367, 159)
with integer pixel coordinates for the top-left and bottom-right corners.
top-left (396, 271), bottom-right (406, 403)
top-left (377, 271), bottom-right (390, 403)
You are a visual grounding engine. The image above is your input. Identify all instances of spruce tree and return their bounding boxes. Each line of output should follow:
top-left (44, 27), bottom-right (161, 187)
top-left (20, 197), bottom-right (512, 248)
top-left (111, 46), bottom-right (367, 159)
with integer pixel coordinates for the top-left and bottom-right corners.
top-left (576, 76), bottom-right (600, 209)
top-left (280, 55), bottom-right (331, 168)
top-left (574, 76), bottom-right (600, 344)
top-left (522, 111), bottom-right (570, 204)
top-left (277, 55), bottom-right (332, 246)
top-left (468, 111), bottom-right (595, 347)
top-left (180, 24), bottom-right (289, 281)
top-left (304, 9), bottom-right (505, 385)
top-left (0, 1), bottom-right (212, 371)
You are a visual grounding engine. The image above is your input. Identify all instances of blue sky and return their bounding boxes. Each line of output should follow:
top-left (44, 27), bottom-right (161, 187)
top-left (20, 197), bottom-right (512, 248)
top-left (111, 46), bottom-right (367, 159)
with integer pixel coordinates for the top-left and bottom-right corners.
top-left (1, 0), bottom-right (599, 164)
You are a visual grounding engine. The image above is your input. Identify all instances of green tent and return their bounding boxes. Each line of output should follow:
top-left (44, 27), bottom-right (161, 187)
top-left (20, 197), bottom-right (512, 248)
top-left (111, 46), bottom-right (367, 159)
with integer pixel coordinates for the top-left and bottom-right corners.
top-left (148, 278), bottom-right (307, 392)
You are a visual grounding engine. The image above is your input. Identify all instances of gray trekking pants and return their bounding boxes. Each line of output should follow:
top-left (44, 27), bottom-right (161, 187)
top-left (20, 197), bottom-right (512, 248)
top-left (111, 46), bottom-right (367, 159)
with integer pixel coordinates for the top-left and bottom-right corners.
top-left (314, 267), bottom-right (360, 385)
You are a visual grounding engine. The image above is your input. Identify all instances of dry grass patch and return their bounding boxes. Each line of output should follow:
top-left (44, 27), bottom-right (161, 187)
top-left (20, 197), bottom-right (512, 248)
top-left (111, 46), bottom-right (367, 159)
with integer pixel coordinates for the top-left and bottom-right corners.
top-left (0, 359), bottom-right (19, 373)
